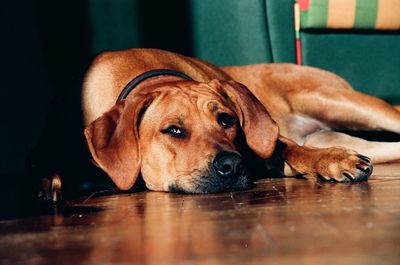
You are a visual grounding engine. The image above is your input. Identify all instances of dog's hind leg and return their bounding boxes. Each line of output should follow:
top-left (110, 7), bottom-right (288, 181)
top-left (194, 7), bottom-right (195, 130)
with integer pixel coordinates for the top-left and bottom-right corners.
top-left (289, 88), bottom-right (400, 134)
top-left (288, 87), bottom-right (400, 163)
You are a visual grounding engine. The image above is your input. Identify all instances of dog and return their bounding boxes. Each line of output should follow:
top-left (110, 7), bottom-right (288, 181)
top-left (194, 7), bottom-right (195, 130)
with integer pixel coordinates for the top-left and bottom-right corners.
top-left (40, 48), bottom-right (400, 200)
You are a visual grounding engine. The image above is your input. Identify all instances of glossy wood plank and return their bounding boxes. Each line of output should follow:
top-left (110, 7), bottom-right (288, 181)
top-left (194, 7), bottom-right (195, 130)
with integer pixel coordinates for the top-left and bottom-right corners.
top-left (1, 163), bottom-right (400, 265)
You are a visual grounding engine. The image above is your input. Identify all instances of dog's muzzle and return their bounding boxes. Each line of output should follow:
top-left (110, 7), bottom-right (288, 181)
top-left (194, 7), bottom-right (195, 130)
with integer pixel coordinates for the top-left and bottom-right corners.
top-left (170, 151), bottom-right (252, 194)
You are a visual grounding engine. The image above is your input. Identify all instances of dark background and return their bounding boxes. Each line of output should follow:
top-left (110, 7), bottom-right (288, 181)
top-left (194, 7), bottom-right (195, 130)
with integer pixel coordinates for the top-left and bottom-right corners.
top-left (0, 0), bottom-right (199, 217)
top-left (1, 0), bottom-right (194, 176)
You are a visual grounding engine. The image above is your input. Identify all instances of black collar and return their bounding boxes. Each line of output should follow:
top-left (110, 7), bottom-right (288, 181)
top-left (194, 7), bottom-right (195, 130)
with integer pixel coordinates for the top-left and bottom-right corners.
top-left (116, 69), bottom-right (194, 103)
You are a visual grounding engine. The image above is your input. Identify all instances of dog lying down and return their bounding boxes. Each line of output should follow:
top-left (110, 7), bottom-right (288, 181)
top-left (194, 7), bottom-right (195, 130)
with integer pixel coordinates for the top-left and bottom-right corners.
top-left (40, 48), bottom-right (400, 201)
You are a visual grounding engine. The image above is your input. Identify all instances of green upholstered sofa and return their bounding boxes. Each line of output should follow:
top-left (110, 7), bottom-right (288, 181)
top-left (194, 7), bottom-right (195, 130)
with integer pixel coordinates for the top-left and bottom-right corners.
top-left (189, 0), bottom-right (400, 103)
top-left (87, 0), bottom-right (400, 103)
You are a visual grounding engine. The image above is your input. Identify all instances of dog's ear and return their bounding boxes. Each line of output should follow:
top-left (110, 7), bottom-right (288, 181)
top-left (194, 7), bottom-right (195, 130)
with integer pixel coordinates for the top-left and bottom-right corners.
top-left (84, 94), bottom-right (155, 190)
top-left (210, 79), bottom-right (279, 158)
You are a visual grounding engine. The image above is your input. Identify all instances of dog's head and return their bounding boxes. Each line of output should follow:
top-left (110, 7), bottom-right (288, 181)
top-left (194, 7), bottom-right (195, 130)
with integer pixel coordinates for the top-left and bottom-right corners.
top-left (84, 79), bottom-right (278, 193)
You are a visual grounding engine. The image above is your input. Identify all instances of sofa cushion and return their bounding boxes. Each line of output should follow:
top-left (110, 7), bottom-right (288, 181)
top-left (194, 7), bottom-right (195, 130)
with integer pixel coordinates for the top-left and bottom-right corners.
top-left (299, 0), bottom-right (400, 30)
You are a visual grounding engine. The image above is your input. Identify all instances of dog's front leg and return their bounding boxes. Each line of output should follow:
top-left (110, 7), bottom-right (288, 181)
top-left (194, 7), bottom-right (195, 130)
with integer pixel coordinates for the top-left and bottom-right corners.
top-left (279, 137), bottom-right (373, 182)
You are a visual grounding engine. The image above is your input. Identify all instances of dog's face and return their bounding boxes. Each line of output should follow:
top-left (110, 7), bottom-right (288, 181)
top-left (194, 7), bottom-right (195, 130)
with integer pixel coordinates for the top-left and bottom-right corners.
top-left (139, 82), bottom-right (245, 193)
top-left (85, 80), bottom-right (278, 193)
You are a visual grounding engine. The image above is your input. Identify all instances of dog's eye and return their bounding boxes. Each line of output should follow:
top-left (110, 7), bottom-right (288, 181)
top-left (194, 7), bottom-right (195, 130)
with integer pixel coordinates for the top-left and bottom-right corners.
top-left (217, 113), bottom-right (236, 129)
top-left (161, 126), bottom-right (186, 138)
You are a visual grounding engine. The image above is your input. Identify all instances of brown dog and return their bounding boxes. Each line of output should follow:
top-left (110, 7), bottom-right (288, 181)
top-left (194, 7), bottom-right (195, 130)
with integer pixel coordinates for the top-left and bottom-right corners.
top-left (47, 48), bottom-right (400, 197)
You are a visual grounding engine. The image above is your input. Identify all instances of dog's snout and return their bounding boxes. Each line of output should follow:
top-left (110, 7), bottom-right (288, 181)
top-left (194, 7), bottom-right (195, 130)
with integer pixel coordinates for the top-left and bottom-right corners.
top-left (213, 151), bottom-right (244, 178)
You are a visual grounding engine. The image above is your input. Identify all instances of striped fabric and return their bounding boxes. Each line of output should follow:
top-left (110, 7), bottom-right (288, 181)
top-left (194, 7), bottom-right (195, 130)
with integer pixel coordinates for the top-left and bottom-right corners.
top-left (294, 1), bottom-right (302, 64)
top-left (299, 0), bottom-right (400, 30)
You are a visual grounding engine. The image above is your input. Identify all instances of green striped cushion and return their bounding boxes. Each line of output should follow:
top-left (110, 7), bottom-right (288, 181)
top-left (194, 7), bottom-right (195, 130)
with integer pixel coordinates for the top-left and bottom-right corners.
top-left (299, 0), bottom-right (400, 30)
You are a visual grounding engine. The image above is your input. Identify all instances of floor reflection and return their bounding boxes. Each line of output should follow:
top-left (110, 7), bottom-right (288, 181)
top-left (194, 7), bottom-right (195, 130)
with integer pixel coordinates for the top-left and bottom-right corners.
top-left (1, 166), bottom-right (399, 264)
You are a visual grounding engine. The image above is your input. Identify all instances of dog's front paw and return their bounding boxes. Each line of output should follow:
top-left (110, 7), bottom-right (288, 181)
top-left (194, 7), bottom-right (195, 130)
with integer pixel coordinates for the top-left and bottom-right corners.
top-left (314, 148), bottom-right (373, 182)
top-left (37, 172), bottom-right (62, 202)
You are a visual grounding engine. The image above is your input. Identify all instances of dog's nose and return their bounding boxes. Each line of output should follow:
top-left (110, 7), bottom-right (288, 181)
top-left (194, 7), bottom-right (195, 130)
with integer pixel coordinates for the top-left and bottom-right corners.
top-left (213, 151), bottom-right (244, 178)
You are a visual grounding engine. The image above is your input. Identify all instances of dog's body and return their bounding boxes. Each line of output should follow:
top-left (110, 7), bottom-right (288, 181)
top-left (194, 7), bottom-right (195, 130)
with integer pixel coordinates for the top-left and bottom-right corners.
top-left (41, 48), bottom-right (400, 199)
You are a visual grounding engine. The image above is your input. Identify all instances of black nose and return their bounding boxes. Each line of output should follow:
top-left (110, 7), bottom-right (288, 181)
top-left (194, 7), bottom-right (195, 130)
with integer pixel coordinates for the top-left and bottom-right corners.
top-left (213, 151), bottom-right (244, 178)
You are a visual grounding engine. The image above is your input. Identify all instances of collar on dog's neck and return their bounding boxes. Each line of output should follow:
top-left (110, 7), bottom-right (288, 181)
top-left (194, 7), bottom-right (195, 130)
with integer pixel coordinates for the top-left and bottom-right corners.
top-left (116, 69), bottom-right (194, 103)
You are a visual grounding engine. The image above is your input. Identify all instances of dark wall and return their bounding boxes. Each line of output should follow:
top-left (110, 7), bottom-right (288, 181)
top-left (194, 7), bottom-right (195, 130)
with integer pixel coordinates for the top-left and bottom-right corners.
top-left (0, 0), bottom-right (195, 177)
top-left (1, 0), bottom-right (52, 175)
top-left (0, 0), bottom-right (198, 218)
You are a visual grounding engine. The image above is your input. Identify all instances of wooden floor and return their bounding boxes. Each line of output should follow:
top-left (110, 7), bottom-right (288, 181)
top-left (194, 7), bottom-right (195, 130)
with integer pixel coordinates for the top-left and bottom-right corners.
top-left (1, 163), bottom-right (400, 265)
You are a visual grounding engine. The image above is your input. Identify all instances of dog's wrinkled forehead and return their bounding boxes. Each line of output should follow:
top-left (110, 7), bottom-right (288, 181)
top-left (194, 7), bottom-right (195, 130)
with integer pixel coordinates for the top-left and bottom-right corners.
top-left (143, 81), bottom-right (234, 116)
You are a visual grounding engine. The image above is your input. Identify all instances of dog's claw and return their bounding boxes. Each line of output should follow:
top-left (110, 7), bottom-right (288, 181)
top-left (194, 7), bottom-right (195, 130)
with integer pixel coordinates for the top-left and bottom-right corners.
top-left (341, 171), bottom-right (355, 182)
top-left (357, 155), bottom-right (371, 163)
top-left (354, 162), bottom-right (373, 182)
top-left (356, 162), bottom-right (370, 172)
